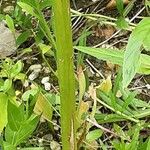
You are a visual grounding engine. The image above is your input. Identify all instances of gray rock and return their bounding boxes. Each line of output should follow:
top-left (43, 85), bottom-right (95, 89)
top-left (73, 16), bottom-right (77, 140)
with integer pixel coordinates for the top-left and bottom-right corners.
top-left (0, 21), bottom-right (16, 58)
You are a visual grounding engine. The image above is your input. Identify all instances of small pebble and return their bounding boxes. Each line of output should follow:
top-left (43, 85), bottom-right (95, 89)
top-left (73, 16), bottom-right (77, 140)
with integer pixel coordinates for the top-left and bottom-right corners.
top-left (44, 82), bottom-right (51, 91)
top-left (29, 64), bottom-right (42, 71)
top-left (146, 84), bottom-right (150, 90)
top-left (95, 73), bottom-right (100, 77)
top-left (3, 6), bottom-right (14, 13)
top-left (23, 80), bottom-right (29, 87)
top-left (43, 67), bottom-right (51, 73)
top-left (50, 141), bottom-right (61, 150)
top-left (28, 72), bottom-right (39, 81)
top-left (41, 77), bottom-right (50, 84)
top-left (54, 125), bottom-right (59, 131)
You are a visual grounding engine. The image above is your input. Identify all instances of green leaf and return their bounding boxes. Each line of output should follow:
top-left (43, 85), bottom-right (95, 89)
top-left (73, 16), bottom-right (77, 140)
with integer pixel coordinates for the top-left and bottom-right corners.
top-left (5, 15), bottom-right (15, 34)
top-left (86, 129), bottom-right (103, 142)
top-left (95, 113), bottom-right (125, 124)
top-left (0, 93), bottom-right (8, 132)
top-left (14, 73), bottom-right (26, 82)
top-left (2, 142), bottom-right (16, 150)
top-left (138, 138), bottom-right (150, 150)
top-left (3, 79), bottom-right (12, 92)
top-left (75, 46), bottom-right (123, 65)
top-left (146, 139), bottom-right (150, 150)
top-left (112, 140), bottom-right (127, 150)
top-left (20, 148), bottom-right (44, 150)
top-left (116, 0), bottom-right (124, 16)
top-left (114, 124), bottom-right (130, 141)
top-left (38, 43), bottom-right (53, 56)
top-left (5, 125), bottom-right (17, 145)
top-left (123, 0), bottom-right (135, 17)
top-left (19, 0), bottom-right (39, 9)
top-left (40, 0), bottom-right (52, 10)
top-left (16, 30), bottom-right (31, 46)
top-left (7, 101), bottom-right (25, 131)
top-left (74, 46), bottom-right (150, 74)
top-left (123, 17), bottom-right (150, 88)
top-left (143, 35), bottom-right (150, 51)
top-left (128, 125), bottom-right (141, 150)
top-left (145, 0), bottom-right (150, 7)
top-left (11, 60), bottom-right (23, 78)
top-left (116, 16), bottom-right (129, 29)
top-left (17, 2), bottom-right (39, 19)
top-left (22, 89), bottom-right (38, 101)
top-left (5, 115), bottom-right (39, 146)
top-left (99, 139), bottom-right (107, 150)
top-left (122, 91), bottom-right (137, 112)
top-left (14, 115), bottom-right (39, 146)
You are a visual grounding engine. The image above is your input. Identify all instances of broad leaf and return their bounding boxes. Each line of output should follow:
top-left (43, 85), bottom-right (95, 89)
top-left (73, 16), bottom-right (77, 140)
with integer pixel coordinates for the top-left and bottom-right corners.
top-left (16, 30), bottom-right (31, 47)
top-left (15, 115), bottom-right (39, 146)
top-left (3, 79), bottom-right (12, 92)
top-left (17, 2), bottom-right (39, 19)
top-left (0, 93), bottom-right (8, 132)
top-left (10, 60), bottom-right (23, 78)
top-left (5, 15), bottom-right (15, 34)
top-left (123, 17), bottom-right (150, 88)
top-left (7, 101), bottom-right (25, 131)
top-left (143, 35), bottom-right (150, 51)
top-left (86, 129), bottom-right (103, 142)
top-left (5, 115), bottom-right (39, 146)
top-left (2, 142), bottom-right (16, 150)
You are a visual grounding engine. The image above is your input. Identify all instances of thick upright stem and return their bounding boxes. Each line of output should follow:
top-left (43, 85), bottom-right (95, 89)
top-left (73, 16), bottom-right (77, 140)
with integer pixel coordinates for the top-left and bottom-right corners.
top-left (52, 1), bottom-right (77, 150)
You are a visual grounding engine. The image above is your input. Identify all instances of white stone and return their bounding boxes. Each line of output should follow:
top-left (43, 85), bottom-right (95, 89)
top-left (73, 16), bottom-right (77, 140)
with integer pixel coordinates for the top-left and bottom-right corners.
top-left (50, 141), bottom-right (61, 150)
top-left (146, 84), bottom-right (150, 90)
top-left (28, 72), bottom-right (39, 81)
top-left (23, 80), bottom-right (29, 87)
top-left (44, 82), bottom-right (51, 91)
top-left (41, 77), bottom-right (50, 84)
top-left (29, 64), bottom-right (42, 71)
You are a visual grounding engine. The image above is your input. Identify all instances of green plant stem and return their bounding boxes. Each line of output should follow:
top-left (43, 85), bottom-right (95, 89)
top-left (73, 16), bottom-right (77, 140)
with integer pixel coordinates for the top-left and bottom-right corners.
top-left (71, 9), bottom-right (136, 30)
top-left (38, 14), bottom-right (56, 49)
top-left (52, 1), bottom-right (77, 150)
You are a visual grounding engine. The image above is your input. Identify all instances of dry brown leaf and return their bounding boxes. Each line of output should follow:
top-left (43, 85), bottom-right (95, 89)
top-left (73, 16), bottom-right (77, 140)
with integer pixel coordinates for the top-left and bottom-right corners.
top-left (93, 25), bottom-right (115, 39)
top-left (102, 26), bottom-right (115, 39)
top-left (77, 66), bottom-right (86, 102)
top-left (78, 101), bottom-right (89, 120)
top-left (88, 84), bottom-right (97, 100)
top-left (106, 0), bottom-right (129, 9)
top-left (77, 101), bottom-right (89, 128)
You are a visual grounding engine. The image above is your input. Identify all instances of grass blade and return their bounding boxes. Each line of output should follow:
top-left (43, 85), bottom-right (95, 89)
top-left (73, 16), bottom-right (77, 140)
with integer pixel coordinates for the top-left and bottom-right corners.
top-left (74, 46), bottom-right (150, 74)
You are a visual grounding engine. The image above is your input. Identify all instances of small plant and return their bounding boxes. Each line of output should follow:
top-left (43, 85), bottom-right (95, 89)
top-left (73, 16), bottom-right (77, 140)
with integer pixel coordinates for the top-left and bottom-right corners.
top-left (0, 0), bottom-right (150, 149)
top-left (0, 59), bottom-right (39, 149)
